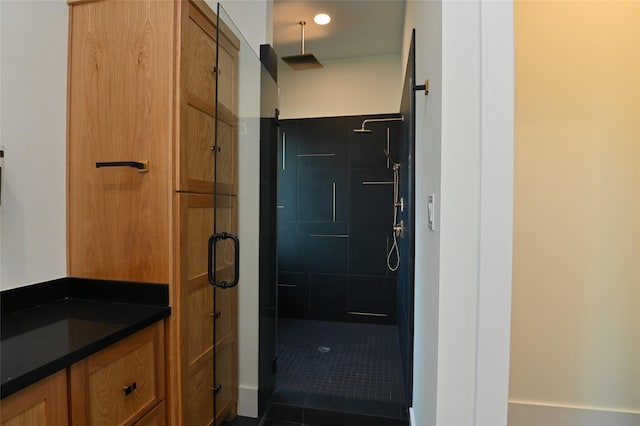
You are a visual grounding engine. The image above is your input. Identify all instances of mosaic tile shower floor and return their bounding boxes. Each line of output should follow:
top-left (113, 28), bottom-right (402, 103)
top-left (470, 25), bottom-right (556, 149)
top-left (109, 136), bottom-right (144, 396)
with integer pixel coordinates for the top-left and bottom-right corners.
top-left (276, 318), bottom-right (406, 404)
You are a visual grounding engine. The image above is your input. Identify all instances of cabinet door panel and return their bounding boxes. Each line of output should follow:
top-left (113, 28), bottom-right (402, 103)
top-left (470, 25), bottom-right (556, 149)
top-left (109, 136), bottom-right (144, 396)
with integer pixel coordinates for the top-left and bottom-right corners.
top-left (214, 286), bottom-right (236, 345)
top-left (180, 194), bottom-right (214, 367)
top-left (179, 106), bottom-right (237, 195)
top-left (178, 193), bottom-right (237, 425)
top-left (185, 349), bottom-right (214, 426)
top-left (0, 370), bottom-right (68, 426)
top-left (186, 275), bottom-right (214, 364)
top-left (179, 5), bottom-right (237, 195)
top-left (67, 0), bottom-right (174, 283)
top-left (213, 195), bottom-right (238, 273)
top-left (184, 6), bottom-right (216, 110)
top-left (211, 196), bottom-right (237, 423)
top-left (215, 119), bottom-right (237, 195)
top-left (182, 105), bottom-right (216, 192)
top-left (185, 195), bottom-right (215, 280)
top-left (216, 41), bottom-right (237, 114)
top-left (214, 341), bottom-right (236, 423)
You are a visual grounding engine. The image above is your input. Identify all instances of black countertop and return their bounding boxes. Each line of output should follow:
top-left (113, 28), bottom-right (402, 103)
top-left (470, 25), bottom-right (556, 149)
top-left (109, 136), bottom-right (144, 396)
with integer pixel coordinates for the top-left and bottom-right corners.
top-left (0, 277), bottom-right (171, 399)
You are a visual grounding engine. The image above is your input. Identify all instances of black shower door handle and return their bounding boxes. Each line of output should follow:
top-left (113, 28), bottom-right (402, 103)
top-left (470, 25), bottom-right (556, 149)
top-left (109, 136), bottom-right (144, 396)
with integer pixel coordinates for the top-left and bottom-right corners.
top-left (208, 232), bottom-right (240, 289)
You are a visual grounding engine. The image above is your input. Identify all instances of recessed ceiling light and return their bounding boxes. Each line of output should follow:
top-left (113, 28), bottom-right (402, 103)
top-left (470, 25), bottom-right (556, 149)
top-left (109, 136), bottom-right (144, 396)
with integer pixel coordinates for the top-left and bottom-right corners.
top-left (314, 13), bottom-right (331, 25)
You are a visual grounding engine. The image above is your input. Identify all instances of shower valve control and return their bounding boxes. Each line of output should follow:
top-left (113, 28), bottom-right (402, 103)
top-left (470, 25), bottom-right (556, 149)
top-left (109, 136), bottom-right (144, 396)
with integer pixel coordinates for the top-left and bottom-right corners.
top-left (395, 197), bottom-right (405, 212)
top-left (393, 220), bottom-right (404, 238)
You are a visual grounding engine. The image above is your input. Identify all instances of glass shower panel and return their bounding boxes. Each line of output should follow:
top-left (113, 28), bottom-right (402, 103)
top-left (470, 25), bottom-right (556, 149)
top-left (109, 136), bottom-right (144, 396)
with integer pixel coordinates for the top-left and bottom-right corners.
top-left (397, 29), bottom-right (417, 405)
top-left (210, 3), bottom-right (262, 423)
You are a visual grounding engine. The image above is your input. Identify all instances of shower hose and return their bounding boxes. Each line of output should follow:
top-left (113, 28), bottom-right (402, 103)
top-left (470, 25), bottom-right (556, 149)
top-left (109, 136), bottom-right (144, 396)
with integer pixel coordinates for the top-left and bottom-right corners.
top-left (387, 166), bottom-right (400, 272)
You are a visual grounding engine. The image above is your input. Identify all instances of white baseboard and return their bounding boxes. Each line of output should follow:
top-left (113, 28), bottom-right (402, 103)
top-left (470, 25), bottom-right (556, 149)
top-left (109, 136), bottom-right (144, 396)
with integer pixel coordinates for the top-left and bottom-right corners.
top-left (508, 401), bottom-right (640, 426)
top-left (409, 406), bottom-right (416, 426)
top-left (237, 385), bottom-right (258, 418)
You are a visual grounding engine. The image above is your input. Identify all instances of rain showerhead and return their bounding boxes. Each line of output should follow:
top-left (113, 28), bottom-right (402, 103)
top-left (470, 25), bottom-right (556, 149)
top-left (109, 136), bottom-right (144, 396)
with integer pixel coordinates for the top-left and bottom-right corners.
top-left (282, 21), bottom-right (323, 70)
top-left (352, 116), bottom-right (404, 134)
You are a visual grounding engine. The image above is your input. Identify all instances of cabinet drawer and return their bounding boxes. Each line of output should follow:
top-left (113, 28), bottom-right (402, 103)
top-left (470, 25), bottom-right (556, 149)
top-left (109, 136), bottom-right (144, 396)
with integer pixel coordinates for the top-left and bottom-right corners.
top-left (69, 322), bottom-right (165, 426)
top-left (182, 341), bottom-right (236, 426)
top-left (133, 401), bottom-right (165, 426)
top-left (214, 340), bottom-right (237, 422)
top-left (0, 370), bottom-right (68, 426)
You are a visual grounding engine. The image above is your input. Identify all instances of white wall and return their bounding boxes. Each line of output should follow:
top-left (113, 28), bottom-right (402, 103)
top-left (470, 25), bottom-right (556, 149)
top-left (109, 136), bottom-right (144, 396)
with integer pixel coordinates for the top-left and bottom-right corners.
top-left (403, 2), bottom-right (441, 425)
top-left (0, 1), bottom-right (68, 290)
top-left (278, 54), bottom-right (402, 119)
top-left (510, 1), bottom-right (640, 423)
top-left (405, 0), bottom-right (513, 425)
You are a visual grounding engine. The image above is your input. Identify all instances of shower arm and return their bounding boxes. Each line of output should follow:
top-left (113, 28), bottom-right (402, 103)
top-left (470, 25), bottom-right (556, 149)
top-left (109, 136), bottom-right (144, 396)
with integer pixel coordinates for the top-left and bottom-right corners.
top-left (355, 116), bottom-right (404, 132)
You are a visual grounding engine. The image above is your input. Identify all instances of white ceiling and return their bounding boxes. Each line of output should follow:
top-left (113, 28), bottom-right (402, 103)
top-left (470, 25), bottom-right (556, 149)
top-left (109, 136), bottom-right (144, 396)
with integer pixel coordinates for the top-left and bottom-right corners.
top-left (273, 0), bottom-right (406, 62)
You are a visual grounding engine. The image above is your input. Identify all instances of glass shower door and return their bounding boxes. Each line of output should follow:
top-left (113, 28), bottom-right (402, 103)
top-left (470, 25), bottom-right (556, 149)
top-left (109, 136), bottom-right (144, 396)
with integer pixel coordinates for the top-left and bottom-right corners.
top-left (209, 3), bottom-right (268, 423)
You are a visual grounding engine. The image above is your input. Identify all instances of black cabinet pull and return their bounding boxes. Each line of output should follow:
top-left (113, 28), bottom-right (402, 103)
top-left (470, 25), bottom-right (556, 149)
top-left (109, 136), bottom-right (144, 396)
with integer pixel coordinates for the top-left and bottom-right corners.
top-left (208, 232), bottom-right (240, 289)
top-left (123, 382), bottom-right (137, 396)
top-left (212, 384), bottom-right (222, 394)
top-left (96, 161), bottom-right (149, 173)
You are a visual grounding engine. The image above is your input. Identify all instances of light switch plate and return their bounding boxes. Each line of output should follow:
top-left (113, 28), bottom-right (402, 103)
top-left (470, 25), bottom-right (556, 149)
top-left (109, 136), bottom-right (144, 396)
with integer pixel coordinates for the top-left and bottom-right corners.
top-left (427, 194), bottom-right (435, 231)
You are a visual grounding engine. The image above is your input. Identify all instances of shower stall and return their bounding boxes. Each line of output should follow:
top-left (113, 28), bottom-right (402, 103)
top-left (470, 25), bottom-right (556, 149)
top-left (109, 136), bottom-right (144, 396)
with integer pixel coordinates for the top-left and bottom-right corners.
top-left (277, 114), bottom-right (403, 324)
top-left (266, 29), bottom-right (418, 426)
top-left (273, 113), bottom-right (409, 421)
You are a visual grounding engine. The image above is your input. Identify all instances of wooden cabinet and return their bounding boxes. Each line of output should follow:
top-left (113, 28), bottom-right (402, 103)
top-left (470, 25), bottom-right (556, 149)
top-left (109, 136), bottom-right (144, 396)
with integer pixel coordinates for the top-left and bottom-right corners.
top-left (179, 2), bottom-right (238, 196)
top-left (177, 194), bottom-right (238, 425)
top-left (0, 370), bottom-right (68, 426)
top-left (66, 0), bottom-right (174, 283)
top-left (0, 323), bottom-right (165, 426)
top-left (134, 401), bottom-right (166, 426)
top-left (66, 0), bottom-right (240, 425)
top-left (69, 323), bottom-right (165, 426)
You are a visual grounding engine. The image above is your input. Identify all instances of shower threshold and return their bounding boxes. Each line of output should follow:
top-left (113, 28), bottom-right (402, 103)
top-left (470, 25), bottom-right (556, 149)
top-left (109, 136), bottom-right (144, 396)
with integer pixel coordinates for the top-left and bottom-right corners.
top-left (268, 390), bottom-right (409, 426)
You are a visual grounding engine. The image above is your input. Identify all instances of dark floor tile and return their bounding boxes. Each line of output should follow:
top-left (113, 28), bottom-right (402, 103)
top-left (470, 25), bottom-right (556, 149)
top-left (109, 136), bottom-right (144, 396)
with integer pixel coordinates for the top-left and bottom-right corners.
top-left (273, 390), bottom-right (308, 406)
top-left (303, 408), bottom-right (348, 426)
top-left (220, 416), bottom-right (261, 426)
top-left (340, 412), bottom-right (407, 426)
top-left (304, 407), bottom-right (405, 426)
top-left (263, 420), bottom-right (304, 426)
top-left (305, 393), bottom-right (402, 419)
top-left (269, 401), bottom-right (304, 424)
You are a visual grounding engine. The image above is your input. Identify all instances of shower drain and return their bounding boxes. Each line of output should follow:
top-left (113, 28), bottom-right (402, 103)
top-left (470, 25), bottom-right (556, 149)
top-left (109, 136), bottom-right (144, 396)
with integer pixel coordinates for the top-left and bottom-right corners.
top-left (317, 346), bottom-right (331, 353)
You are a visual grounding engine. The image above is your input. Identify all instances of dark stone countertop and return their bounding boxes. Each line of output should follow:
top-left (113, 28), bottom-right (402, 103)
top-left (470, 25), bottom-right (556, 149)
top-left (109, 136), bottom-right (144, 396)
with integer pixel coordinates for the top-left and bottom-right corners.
top-left (1, 277), bottom-right (171, 399)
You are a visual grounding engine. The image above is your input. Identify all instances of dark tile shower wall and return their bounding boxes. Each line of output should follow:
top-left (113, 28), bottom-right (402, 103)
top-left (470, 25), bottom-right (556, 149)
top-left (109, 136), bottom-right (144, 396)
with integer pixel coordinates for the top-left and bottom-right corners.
top-left (277, 115), bottom-right (401, 324)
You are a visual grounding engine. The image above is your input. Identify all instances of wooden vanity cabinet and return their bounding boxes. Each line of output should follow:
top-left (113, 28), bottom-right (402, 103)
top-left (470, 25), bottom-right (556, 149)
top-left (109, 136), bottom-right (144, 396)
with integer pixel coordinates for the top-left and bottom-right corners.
top-left (0, 370), bottom-right (68, 426)
top-left (134, 401), bottom-right (166, 426)
top-left (66, 0), bottom-right (240, 424)
top-left (69, 323), bottom-right (165, 426)
top-left (0, 322), bottom-right (165, 426)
